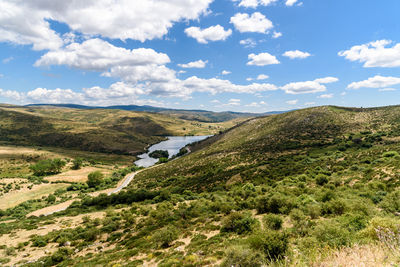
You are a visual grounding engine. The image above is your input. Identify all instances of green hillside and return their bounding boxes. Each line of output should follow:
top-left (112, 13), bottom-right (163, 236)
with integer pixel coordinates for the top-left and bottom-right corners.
top-left (0, 105), bottom-right (240, 155)
top-left (1, 105), bottom-right (400, 266)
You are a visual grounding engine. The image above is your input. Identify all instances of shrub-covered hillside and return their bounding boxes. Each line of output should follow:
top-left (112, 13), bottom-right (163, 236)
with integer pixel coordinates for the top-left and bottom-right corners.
top-left (2, 105), bottom-right (400, 266)
top-left (0, 105), bottom-right (237, 155)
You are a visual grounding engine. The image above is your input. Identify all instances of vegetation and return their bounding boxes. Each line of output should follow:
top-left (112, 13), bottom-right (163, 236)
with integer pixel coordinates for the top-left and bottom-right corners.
top-left (2, 105), bottom-right (400, 266)
top-left (87, 171), bottom-right (104, 188)
top-left (29, 158), bottom-right (66, 176)
top-left (149, 150), bottom-right (169, 159)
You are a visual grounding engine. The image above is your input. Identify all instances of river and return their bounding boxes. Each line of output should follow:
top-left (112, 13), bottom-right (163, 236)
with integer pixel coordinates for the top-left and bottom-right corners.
top-left (134, 135), bottom-right (211, 167)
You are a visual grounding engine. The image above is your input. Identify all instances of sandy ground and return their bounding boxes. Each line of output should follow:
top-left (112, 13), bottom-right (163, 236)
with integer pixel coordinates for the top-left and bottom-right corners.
top-left (1, 211), bottom-right (106, 266)
top-left (45, 166), bottom-right (112, 183)
top-left (0, 183), bottom-right (68, 210)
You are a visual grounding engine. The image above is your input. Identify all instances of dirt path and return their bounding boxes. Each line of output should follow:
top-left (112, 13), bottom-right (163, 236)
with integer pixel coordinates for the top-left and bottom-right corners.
top-left (28, 166), bottom-right (159, 217)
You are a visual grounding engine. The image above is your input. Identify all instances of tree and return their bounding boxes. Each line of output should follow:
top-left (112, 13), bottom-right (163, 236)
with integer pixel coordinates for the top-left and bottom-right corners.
top-left (87, 171), bottom-right (104, 188)
top-left (29, 158), bottom-right (66, 176)
top-left (72, 158), bottom-right (83, 170)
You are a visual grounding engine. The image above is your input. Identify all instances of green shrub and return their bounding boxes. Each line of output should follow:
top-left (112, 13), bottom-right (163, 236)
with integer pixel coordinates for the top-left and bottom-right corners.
top-left (382, 151), bottom-right (399, 158)
top-left (221, 212), bottom-right (257, 234)
top-left (379, 190), bottom-right (400, 214)
top-left (221, 246), bottom-right (264, 267)
top-left (248, 230), bottom-right (289, 261)
top-left (315, 174), bottom-right (329, 186)
top-left (263, 214), bottom-right (283, 230)
top-left (32, 236), bottom-right (47, 247)
top-left (312, 220), bottom-right (351, 248)
top-left (256, 193), bottom-right (294, 214)
top-left (29, 158), bottom-right (66, 176)
top-left (87, 171), bottom-right (104, 188)
top-left (149, 150), bottom-right (169, 159)
top-left (72, 158), bottom-right (83, 170)
top-left (152, 226), bottom-right (179, 248)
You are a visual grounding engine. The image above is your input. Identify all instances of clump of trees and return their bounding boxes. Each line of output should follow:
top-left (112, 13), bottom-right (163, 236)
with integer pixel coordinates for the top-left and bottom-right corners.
top-left (71, 158), bottom-right (83, 170)
top-left (87, 171), bottom-right (104, 188)
top-left (29, 158), bottom-right (66, 176)
top-left (149, 150), bottom-right (169, 159)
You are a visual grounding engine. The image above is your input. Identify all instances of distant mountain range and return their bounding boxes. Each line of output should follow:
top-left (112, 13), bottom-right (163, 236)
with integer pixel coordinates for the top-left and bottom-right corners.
top-left (26, 104), bottom-right (290, 122)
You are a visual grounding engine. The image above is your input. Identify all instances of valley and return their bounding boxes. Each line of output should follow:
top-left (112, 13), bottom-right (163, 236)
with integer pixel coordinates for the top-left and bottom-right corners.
top-left (0, 105), bottom-right (399, 266)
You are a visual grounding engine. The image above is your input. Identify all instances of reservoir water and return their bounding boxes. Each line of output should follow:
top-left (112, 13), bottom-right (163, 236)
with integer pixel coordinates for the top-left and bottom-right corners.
top-left (134, 135), bottom-right (211, 167)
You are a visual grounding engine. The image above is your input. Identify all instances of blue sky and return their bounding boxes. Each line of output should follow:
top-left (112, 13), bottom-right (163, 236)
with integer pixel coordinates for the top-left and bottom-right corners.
top-left (0, 0), bottom-right (399, 112)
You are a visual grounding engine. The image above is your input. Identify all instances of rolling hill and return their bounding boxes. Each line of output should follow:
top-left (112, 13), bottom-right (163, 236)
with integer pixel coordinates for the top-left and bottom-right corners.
top-left (26, 103), bottom-right (288, 123)
top-left (0, 105), bottom-right (241, 155)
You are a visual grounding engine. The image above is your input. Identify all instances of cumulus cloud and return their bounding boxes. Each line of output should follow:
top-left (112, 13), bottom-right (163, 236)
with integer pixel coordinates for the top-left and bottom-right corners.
top-left (283, 50), bottom-right (311, 59)
top-left (230, 12), bottom-right (273, 33)
top-left (221, 70), bottom-right (231, 75)
top-left (178, 60), bottom-right (208, 69)
top-left (185, 25), bottom-right (232, 44)
top-left (247, 52), bottom-right (280, 66)
top-left (347, 75), bottom-right (400, 89)
top-left (339, 40), bottom-right (400, 68)
top-left (35, 38), bottom-right (170, 71)
top-left (0, 88), bottom-right (25, 101)
top-left (2, 57), bottom-right (14, 64)
top-left (0, 0), bottom-right (213, 50)
top-left (281, 77), bottom-right (339, 94)
top-left (27, 87), bottom-right (84, 104)
top-left (285, 0), bottom-right (298, 6)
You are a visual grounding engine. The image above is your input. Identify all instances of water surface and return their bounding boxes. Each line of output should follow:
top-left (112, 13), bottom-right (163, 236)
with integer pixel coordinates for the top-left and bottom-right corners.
top-left (134, 135), bottom-right (211, 167)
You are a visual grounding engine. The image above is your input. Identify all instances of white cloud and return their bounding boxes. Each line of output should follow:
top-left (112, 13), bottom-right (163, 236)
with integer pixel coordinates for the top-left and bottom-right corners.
top-left (230, 12), bottom-right (273, 33)
top-left (236, 0), bottom-right (278, 8)
top-left (285, 0), bottom-right (298, 6)
top-left (27, 87), bottom-right (84, 104)
top-left (182, 76), bottom-right (277, 95)
top-left (227, 98), bottom-right (241, 106)
top-left (185, 25), bottom-right (232, 44)
top-left (211, 99), bottom-right (220, 103)
top-left (247, 52), bottom-right (280, 66)
top-left (286, 99), bottom-right (298, 105)
top-left (246, 78), bottom-right (253, 81)
top-left (281, 77), bottom-right (339, 94)
top-left (347, 75), bottom-right (400, 89)
top-left (304, 102), bottom-right (316, 106)
top-left (0, 0), bottom-right (212, 50)
top-left (246, 100), bottom-right (267, 107)
top-left (378, 88), bottom-right (396, 92)
top-left (340, 92), bottom-right (347, 96)
top-left (339, 40), bottom-right (400, 68)
top-left (318, 93), bottom-right (334, 99)
top-left (257, 74), bottom-right (269, 80)
top-left (221, 70), bottom-right (231, 75)
top-left (240, 38), bottom-right (257, 48)
top-left (283, 50), bottom-right (311, 59)
top-left (0, 88), bottom-right (24, 101)
top-left (272, 31), bottom-right (282, 39)
top-left (178, 60), bottom-right (208, 69)
top-left (35, 38), bottom-right (170, 71)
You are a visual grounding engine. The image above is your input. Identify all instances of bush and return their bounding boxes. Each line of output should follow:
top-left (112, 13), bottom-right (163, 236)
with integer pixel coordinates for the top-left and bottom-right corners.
top-left (221, 212), bottom-right (257, 234)
top-left (315, 174), bottom-right (329, 186)
top-left (221, 246), bottom-right (264, 267)
top-left (72, 158), bottom-right (83, 170)
top-left (152, 226), bottom-right (179, 248)
top-left (29, 158), bottom-right (66, 176)
top-left (248, 230), bottom-right (289, 261)
top-left (263, 214), bottom-right (283, 230)
top-left (256, 193), bottom-right (294, 214)
top-left (87, 171), bottom-right (104, 188)
top-left (379, 190), bottom-right (400, 214)
top-left (312, 220), bottom-right (351, 248)
top-left (382, 151), bottom-right (399, 158)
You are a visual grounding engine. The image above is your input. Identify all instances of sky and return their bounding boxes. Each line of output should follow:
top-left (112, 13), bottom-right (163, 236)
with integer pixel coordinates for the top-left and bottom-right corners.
top-left (0, 0), bottom-right (400, 112)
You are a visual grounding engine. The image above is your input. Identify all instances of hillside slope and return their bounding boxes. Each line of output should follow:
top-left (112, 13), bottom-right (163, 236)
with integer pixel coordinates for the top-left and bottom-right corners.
top-left (135, 105), bottom-right (400, 189)
top-left (0, 105), bottom-right (239, 155)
